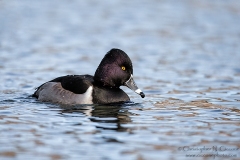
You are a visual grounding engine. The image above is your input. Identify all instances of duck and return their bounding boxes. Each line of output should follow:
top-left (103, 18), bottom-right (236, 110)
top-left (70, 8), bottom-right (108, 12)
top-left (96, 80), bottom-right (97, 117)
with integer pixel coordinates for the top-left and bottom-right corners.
top-left (32, 48), bottom-right (145, 104)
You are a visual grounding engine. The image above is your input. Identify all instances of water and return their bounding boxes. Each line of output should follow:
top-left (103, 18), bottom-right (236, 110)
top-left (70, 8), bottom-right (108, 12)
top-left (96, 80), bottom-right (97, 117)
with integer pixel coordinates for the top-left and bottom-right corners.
top-left (0, 0), bottom-right (240, 160)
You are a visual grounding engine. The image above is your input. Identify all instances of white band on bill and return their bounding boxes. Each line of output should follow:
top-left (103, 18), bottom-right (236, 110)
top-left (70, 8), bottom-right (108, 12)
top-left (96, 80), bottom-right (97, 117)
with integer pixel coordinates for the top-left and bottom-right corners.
top-left (135, 89), bottom-right (142, 94)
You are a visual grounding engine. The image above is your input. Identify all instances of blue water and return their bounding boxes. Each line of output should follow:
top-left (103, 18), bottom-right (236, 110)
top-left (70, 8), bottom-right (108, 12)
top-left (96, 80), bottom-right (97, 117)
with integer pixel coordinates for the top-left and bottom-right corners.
top-left (0, 0), bottom-right (240, 160)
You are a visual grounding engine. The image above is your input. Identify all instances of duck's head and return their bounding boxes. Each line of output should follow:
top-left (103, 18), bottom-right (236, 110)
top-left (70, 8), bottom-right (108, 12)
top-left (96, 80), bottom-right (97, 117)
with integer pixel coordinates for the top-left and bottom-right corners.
top-left (94, 48), bottom-right (145, 98)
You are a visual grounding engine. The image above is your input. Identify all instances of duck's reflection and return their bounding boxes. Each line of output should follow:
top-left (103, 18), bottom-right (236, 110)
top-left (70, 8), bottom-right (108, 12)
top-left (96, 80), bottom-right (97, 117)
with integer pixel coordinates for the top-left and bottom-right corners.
top-left (59, 103), bottom-right (133, 131)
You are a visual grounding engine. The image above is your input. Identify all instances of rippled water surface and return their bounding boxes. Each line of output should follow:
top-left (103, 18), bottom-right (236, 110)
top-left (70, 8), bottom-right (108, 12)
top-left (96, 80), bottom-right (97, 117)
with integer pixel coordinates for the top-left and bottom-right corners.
top-left (0, 0), bottom-right (240, 160)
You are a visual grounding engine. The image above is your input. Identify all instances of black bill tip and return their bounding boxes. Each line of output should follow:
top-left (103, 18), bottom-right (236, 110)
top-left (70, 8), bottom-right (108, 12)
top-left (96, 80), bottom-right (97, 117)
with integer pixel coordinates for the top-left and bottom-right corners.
top-left (140, 92), bottom-right (145, 98)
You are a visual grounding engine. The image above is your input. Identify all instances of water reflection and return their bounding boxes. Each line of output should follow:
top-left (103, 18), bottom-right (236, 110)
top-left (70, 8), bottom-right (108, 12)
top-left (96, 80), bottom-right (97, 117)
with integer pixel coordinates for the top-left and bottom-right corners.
top-left (59, 103), bottom-right (133, 131)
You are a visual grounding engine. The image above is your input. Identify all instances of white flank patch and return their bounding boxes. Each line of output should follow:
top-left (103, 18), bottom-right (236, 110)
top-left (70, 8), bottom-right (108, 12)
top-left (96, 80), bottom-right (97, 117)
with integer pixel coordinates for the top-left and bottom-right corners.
top-left (36, 82), bottom-right (93, 104)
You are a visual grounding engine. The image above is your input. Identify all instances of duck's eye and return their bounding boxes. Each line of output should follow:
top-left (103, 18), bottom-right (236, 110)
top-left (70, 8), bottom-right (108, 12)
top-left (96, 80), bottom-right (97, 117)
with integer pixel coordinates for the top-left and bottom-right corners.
top-left (121, 66), bottom-right (126, 71)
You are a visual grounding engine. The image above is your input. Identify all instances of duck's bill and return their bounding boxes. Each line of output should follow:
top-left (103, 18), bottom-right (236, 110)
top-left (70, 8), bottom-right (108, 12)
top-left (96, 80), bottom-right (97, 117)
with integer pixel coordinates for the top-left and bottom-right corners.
top-left (124, 75), bottom-right (145, 98)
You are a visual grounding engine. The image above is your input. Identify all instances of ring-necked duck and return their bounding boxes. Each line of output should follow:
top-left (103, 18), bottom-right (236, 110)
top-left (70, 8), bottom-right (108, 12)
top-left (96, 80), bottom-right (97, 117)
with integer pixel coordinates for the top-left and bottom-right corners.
top-left (33, 48), bottom-right (145, 104)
